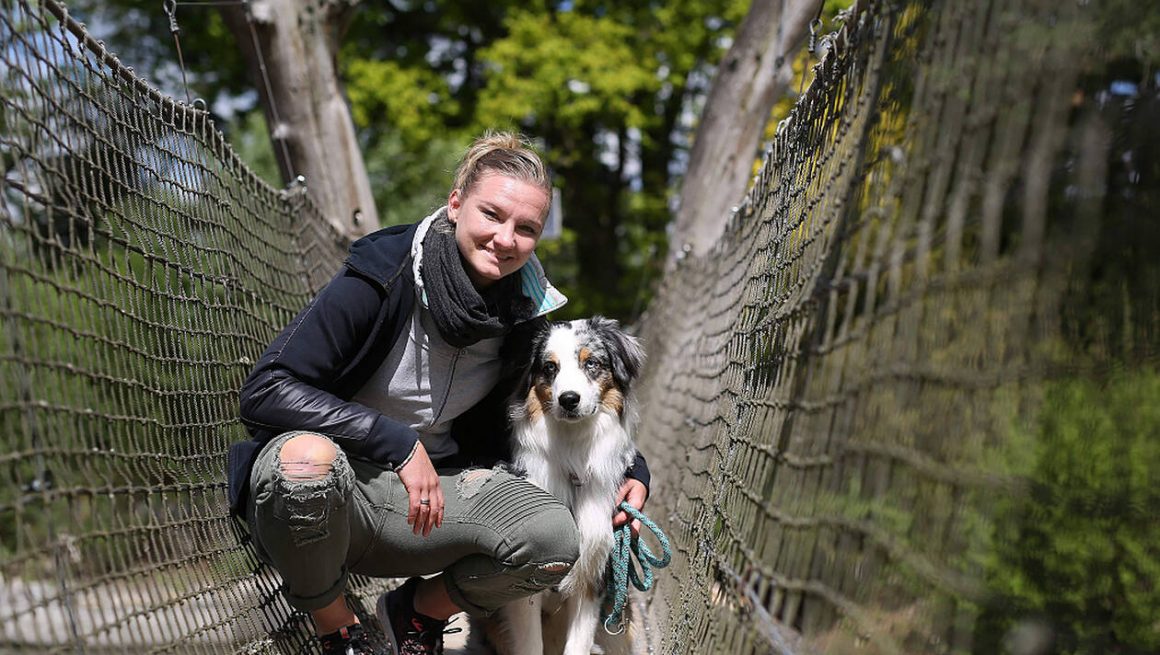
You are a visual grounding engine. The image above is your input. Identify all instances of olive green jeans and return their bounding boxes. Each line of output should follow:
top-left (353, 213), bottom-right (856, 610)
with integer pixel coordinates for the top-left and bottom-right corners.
top-left (244, 431), bottom-right (580, 615)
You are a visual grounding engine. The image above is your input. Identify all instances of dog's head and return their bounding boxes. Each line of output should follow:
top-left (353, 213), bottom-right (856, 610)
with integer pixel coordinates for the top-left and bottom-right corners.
top-left (516, 316), bottom-right (645, 424)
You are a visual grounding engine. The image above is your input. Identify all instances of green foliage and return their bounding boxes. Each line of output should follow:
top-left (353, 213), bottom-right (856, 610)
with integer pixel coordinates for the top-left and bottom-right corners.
top-left (66, 1), bottom-right (253, 108)
top-left (362, 130), bottom-right (466, 228)
top-left (0, 244), bottom-right (165, 572)
top-left (475, 10), bottom-right (658, 132)
top-left (338, 1), bottom-right (743, 319)
top-left (71, 0), bottom-right (758, 320)
top-left (976, 370), bottom-right (1160, 654)
top-left (226, 111), bottom-right (281, 187)
top-left (345, 59), bottom-right (460, 148)
top-left (967, 52), bottom-right (1160, 654)
top-left (1094, 1), bottom-right (1160, 68)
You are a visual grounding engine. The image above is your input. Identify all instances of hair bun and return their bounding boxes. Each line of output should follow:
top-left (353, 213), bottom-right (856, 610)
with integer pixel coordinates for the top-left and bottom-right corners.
top-left (452, 130), bottom-right (550, 199)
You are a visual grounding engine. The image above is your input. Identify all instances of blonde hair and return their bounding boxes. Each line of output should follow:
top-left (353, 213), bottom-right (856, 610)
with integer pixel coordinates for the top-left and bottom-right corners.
top-left (451, 131), bottom-right (551, 201)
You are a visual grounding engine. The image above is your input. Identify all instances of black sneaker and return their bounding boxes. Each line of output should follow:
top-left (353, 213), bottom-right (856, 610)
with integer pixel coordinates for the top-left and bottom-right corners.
top-left (318, 623), bottom-right (384, 655)
top-left (375, 578), bottom-right (447, 655)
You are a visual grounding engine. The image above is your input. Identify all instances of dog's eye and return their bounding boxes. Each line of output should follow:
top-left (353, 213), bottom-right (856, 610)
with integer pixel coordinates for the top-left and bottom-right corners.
top-left (542, 361), bottom-right (558, 376)
top-left (584, 359), bottom-right (601, 372)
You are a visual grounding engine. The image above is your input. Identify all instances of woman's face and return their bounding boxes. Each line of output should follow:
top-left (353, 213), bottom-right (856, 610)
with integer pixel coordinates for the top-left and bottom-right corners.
top-left (447, 172), bottom-right (548, 288)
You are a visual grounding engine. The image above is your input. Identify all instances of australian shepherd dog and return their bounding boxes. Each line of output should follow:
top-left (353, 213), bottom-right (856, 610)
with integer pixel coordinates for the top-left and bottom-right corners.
top-left (478, 316), bottom-right (645, 655)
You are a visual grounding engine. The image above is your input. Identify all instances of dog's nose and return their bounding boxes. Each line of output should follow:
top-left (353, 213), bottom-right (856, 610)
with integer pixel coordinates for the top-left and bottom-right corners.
top-left (558, 391), bottom-right (581, 410)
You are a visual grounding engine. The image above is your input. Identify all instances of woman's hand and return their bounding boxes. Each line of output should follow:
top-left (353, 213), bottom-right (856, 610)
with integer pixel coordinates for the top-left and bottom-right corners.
top-left (397, 442), bottom-right (444, 537)
top-left (612, 478), bottom-right (648, 538)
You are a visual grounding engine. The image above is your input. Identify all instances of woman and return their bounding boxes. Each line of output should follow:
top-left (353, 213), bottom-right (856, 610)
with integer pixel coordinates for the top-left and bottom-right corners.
top-left (227, 132), bottom-right (651, 655)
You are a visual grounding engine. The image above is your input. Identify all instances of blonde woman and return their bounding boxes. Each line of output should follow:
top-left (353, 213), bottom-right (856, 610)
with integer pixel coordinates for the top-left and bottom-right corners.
top-left (228, 133), bottom-right (651, 655)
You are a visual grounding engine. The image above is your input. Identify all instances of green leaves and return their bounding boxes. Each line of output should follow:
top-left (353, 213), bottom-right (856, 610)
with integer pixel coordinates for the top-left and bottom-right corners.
top-left (345, 59), bottom-right (459, 148)
top-left (979, 371), bottom-right (1160, 653)
top-left (307, 0), bottom-right (746, 318)
top-left (476, 10), bottom-right (659, 133)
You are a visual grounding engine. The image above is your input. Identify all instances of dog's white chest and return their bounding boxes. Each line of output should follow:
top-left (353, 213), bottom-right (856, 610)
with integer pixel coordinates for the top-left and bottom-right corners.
top-left (568, 469), bottom-right (589, 487)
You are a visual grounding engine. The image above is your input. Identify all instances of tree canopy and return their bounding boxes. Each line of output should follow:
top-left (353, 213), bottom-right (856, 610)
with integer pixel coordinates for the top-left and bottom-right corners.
top-left (341, 0), bottom-right (754, 318)
top-left (70, 0), bottom-right (755, 320)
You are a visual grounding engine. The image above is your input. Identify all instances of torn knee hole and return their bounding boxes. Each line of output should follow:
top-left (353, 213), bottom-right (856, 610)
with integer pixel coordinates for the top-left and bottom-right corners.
top-left (278, 434), bottom-right (338, 482)
top-left (539, 562), bottom-right (571, 574)
top-left (456, 468), bottom-right (496, 499)
top-left (281, 460), bottom-right (333, 482)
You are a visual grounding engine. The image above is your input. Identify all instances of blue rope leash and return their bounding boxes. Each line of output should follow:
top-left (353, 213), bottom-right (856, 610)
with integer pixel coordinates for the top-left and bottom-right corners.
top-left (602, 501), bottom-right (672, 634)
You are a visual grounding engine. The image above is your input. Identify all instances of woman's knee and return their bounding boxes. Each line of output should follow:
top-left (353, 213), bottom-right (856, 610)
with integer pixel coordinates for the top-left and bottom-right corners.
top-left (254, 433), bottom-right (354, 549)
top-left (278, 433), bottom-right (338, 482)
top-left (521, 502), bottom-right (581, 569)
top-left (503, 504), bottom-right (578, 593)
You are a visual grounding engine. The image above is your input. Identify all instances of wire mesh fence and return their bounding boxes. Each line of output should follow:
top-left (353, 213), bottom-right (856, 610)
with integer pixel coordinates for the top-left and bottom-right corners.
top-left (636, 0), bottom-right (1159, 653)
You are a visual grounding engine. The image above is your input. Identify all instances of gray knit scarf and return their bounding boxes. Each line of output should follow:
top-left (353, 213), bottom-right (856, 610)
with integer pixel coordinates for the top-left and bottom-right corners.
top-left (420, 221), bottom-right (534, 348)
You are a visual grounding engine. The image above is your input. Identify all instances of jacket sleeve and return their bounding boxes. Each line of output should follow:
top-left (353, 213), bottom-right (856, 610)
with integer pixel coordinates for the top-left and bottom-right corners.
top-left (627, 451), bottom-right (650, 495)
top-left (238, 269), bottom-right (420, 469)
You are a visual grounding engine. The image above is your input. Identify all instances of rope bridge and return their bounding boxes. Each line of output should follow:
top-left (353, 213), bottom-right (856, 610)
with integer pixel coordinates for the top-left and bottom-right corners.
top-left (2, 0), bottom-right (1157, 654)
top-left (635, 0), bottom-right (1158, 653)
top-left (1, 0), bottom-right (374, 651)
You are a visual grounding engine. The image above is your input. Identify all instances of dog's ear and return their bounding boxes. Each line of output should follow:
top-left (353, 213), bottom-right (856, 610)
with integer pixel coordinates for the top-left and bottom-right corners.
top-left (589, 316), bottom-right (645, 391)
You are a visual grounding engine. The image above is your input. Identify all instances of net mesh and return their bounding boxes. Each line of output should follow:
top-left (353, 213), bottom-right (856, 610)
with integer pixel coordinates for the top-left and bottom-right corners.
top-left (2, 0), bottom-right (1158, 653)
top-left (637, 0), bottom-right (1158, 653)
top-left (0, 1), bottom-right (385, 652)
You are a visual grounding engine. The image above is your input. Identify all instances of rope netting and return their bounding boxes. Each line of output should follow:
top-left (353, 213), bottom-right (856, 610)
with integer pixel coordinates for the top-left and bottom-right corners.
top-left (0, 1), bottom-right (391, 651)
top-left (2, 0), bottom-right (1158, 653)
top-left (636, 0), bottom-right (1158, 653)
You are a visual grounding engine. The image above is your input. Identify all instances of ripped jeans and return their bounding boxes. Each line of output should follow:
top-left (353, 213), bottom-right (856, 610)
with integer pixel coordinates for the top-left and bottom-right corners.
top-left (245, 431), bottom-right (580, 615)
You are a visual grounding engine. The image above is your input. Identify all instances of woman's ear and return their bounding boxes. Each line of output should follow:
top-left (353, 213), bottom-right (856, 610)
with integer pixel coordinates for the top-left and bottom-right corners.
top-left (447, 188), bottom-right (462, 223)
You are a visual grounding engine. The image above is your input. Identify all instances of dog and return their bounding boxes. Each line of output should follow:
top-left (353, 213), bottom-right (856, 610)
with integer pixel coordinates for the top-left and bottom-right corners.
top-left (479, 316), bottom-right (645, 655)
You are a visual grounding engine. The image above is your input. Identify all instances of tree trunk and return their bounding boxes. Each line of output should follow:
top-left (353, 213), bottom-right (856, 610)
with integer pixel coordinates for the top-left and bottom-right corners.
top-left (221, 0), bottom-right (378, 239)
top-left (668, 0), bottom-right (822, 264)
top-left (560, 123), bottom-right (628, 313)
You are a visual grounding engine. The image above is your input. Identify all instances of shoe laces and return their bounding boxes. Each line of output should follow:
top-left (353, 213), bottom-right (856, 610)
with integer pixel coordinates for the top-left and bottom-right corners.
top-left (441, 615), bottom-right (463, 637)
top-left (397, 615), bottom-right (462, 655)
top-left (319, 624), bottom-right (378, 655)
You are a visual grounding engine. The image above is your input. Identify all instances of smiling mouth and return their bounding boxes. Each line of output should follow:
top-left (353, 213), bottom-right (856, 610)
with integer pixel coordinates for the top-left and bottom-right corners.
top-left (481, 248), bottom-right (508, 263)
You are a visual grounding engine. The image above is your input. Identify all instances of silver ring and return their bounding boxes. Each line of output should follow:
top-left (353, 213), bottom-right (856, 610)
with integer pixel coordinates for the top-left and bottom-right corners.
top-left (419, 498), bottom-right (431, 506)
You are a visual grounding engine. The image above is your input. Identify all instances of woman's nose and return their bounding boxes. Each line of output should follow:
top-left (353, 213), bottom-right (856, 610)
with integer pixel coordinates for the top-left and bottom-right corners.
top-left (493, 223), bottom-right (515, 249)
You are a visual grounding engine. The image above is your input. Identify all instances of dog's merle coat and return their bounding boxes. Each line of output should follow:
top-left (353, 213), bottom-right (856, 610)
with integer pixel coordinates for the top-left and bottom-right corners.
top-left (483, 317), bottom-right (644, 655)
